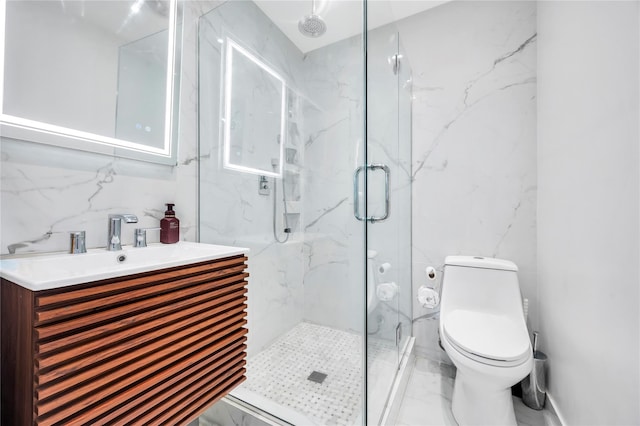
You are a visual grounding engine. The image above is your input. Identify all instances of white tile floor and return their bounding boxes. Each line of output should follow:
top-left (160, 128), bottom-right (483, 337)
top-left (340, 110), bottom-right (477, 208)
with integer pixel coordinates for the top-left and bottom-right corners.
top-left (395, 356), bottom-right (562, 426)
top-left (238, 322), bottom-right (364, 426)
top-left (202, 327), bottom-right (561, 426)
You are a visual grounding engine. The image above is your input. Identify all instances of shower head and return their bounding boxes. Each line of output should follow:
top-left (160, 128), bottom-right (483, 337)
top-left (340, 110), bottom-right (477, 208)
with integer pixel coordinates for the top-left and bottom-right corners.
top-left (298, 0), bottom-right (326, 38)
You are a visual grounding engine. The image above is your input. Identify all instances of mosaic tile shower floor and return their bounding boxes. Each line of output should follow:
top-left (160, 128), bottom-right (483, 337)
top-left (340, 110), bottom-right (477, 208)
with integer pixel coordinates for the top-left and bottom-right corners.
top-left (235, 322), bottom-right (395, 425)
top-left (237, 322), bottom-right (363, 425)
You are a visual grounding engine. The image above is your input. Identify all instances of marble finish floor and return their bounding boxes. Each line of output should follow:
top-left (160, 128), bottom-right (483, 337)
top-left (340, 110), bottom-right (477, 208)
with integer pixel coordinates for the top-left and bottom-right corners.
top-left (395, 356), bottom-right (562, 426)
top-left (200, 338), bottom-right (562, 426)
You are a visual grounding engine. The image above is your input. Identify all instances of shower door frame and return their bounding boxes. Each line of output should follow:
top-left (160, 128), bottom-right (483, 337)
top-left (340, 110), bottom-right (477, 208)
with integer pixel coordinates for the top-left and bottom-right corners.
top-left (363, 6), bottom-right (413, 424)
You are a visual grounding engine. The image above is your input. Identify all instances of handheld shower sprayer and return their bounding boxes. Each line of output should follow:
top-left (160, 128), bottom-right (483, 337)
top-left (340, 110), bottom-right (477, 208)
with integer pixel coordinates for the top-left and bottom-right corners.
top-left (272, 158), bottom-right (291, 242)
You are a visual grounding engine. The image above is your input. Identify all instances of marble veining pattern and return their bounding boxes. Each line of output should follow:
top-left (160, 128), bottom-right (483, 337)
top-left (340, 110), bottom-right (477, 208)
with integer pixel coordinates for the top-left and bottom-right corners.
top-left (301, 33), bottom-right (365, 333)
top-left (198, 0), bottom-right (307, 356)
top-left (0, 1), bottom-right (220, 254)
top-left (399, 1), bottom-right (538, 360)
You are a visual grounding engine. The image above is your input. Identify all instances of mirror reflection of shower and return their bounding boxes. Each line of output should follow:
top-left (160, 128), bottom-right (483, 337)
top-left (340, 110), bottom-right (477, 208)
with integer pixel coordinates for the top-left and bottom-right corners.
top-left (271, 157), bottom-right (291, 243)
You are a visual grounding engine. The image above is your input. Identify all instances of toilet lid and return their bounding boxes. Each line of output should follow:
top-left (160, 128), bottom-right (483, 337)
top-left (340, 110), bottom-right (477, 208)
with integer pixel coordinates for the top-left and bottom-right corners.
top-left (443, 309), bottom-right (530, 364)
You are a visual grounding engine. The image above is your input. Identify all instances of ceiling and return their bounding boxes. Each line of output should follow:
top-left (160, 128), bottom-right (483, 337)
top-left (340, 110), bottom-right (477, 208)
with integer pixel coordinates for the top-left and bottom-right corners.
top-left (254, 0), bottom-right (449, 54)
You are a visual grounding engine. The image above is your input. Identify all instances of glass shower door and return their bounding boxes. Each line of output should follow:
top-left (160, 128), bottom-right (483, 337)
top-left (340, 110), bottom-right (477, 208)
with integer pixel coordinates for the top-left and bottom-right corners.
top-left (198, 1), bottom-right (368, 425)
top-left (365, 16), bottom-right (412, 424)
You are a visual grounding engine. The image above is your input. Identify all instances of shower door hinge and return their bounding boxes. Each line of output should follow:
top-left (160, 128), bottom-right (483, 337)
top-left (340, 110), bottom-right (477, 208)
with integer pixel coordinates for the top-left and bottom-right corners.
top-left (395, 322), bottom-right (402, 347)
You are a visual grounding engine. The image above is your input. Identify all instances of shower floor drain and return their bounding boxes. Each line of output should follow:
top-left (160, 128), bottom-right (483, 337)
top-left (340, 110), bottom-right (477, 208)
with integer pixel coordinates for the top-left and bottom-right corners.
top-left (239, 322), bottom-right (364, 425)
top-left (307, 371), bottom-right (328, 384)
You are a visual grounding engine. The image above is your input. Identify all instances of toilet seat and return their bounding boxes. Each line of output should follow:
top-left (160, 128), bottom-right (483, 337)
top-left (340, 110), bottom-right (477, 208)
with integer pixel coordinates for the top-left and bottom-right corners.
top-left (443, 309), bottom-right (530, 367)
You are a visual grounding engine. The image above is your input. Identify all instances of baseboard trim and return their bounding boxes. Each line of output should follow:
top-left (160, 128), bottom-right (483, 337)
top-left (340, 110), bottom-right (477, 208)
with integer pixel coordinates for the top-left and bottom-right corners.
top-left (545, 393), bottom-right (566, 426)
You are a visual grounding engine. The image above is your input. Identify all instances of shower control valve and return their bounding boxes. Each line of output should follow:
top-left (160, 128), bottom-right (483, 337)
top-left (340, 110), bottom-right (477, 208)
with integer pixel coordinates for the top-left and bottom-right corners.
top-left (258, 175), bottom-right (270, 196)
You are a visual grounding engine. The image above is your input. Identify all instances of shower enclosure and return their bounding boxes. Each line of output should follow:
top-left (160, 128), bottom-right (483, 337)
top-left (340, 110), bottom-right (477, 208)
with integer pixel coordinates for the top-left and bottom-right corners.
top-left (198, 1), bottom-right (412, 423)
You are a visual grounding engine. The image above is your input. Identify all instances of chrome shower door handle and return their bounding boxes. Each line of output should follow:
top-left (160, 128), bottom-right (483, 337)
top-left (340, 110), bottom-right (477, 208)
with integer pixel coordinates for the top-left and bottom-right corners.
top-left (353, 163), bottom-right (391, 222)
top-left (354, 165), bottom-right (366, 221)
top-left (370, 163), bottom-right (390, 222)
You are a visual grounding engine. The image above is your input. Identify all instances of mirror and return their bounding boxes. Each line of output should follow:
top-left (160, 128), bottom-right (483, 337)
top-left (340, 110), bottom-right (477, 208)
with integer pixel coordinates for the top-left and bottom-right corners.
top-left (222, 37), bottom-right (286, 177)
top-left (0, 0), bottom-right (181, 165)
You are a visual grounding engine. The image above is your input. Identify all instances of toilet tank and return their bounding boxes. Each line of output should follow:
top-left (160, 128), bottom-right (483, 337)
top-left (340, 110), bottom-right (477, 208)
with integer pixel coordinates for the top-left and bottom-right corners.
top-left (441, 256), bottom-right (524, 319)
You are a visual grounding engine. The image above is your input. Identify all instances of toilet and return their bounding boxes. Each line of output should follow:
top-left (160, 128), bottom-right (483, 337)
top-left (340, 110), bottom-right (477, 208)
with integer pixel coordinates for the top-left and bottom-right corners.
top-left (439, 256), bottom-right (533, 426)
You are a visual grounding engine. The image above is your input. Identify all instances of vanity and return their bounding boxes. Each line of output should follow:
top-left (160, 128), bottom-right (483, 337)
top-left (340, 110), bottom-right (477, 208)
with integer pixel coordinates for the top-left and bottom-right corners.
top-left (0, 242), bottom-right (249, 425)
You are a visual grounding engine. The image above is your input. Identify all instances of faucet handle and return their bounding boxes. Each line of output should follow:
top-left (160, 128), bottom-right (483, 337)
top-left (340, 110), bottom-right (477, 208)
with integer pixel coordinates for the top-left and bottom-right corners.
top-left (134, 228), bottom-right (147, 248)
top-left (134, 227), bottom-right (161, 248)
top-left (70, 231), bottom-right (87, 254)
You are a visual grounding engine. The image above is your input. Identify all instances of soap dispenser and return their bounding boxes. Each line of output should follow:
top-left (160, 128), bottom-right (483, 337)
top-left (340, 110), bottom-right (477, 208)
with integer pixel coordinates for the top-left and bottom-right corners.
top-left (160, 203), bottom-right (180, 244)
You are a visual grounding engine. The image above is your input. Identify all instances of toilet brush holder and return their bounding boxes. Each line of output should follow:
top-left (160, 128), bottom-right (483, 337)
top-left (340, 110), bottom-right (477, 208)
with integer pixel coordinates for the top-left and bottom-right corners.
top-left (521, 332), bottom-right (547, 410)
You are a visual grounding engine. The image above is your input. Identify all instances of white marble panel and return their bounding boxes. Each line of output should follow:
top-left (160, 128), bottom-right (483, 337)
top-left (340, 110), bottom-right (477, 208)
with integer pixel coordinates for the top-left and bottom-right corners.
top-left (198, 1), bottom-right (307, 355)
top-left (396, 1), bottom-right (538, 358)
top-left (301, 35), bottom-right (366, 334)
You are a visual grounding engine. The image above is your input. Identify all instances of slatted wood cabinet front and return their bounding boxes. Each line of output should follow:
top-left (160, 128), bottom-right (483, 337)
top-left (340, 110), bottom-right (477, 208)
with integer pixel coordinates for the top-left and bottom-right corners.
top-left (0, 254), bottom-right (249, 425)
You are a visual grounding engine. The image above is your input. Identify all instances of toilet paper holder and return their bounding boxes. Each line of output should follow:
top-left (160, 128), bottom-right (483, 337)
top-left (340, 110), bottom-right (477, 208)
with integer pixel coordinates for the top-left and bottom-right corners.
top-left (426, 266), bottom-right (436, 280)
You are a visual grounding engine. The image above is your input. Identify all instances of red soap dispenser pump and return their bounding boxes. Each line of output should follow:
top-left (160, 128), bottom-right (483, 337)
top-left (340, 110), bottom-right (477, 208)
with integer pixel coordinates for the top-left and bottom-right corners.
top-left (160, 203), bottom-right (180, 244)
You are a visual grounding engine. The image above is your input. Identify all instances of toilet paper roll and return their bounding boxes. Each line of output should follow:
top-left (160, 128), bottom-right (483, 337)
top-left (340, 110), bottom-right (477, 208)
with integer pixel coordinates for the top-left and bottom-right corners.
top-left (376, 282), bottom-right (398, 301)
top-left (418, 286), bottom-right (440, 309)
top-left (378, 262), bottom-right (392, 275)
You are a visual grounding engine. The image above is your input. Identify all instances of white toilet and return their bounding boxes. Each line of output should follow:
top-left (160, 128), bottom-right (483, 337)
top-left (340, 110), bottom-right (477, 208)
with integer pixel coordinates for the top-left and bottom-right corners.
top-left (439, 256), bottom-right (533, 426)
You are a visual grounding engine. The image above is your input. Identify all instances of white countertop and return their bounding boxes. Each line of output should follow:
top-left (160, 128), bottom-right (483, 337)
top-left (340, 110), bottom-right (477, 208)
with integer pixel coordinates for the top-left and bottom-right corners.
top-left (0, 241), bottom-right (249, 291)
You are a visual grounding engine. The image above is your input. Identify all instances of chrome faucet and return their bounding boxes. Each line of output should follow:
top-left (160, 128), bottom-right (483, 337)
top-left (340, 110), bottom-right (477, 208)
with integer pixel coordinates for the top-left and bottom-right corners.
top-left (107, 214), bottom-right (138, 251)
top-left (69, 231), bottom-right (87, 254)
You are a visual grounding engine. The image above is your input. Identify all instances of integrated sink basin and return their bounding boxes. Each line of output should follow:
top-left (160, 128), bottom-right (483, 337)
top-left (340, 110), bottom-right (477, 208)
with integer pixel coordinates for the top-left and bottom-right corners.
top-left (0, 241), bottom-right (249, 290)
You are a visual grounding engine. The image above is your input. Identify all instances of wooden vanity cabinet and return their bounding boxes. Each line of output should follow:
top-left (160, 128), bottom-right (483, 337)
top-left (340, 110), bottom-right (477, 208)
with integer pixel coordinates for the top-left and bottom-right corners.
top-left (1, 254), bottom-right (249, 425)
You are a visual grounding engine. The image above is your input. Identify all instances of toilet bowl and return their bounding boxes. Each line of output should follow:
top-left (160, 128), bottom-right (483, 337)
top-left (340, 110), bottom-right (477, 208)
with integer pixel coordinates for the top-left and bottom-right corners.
top-left (439, 256), bottom-right (532, 426)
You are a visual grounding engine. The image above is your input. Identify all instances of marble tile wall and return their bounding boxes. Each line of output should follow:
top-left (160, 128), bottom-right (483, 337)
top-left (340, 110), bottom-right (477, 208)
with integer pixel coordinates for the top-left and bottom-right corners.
top-left (2, 0), bottom-right (538, 375)
top-left (198, 0), bottom-right (368, 355)
top-left (197, 1), bottom-right (308, 357)
top-left (299, 36), bottom-right (366, 334)
top-left (397, 1), bottom-right (538, 359)
top-left (0, 2), bottom-right (219, 255)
